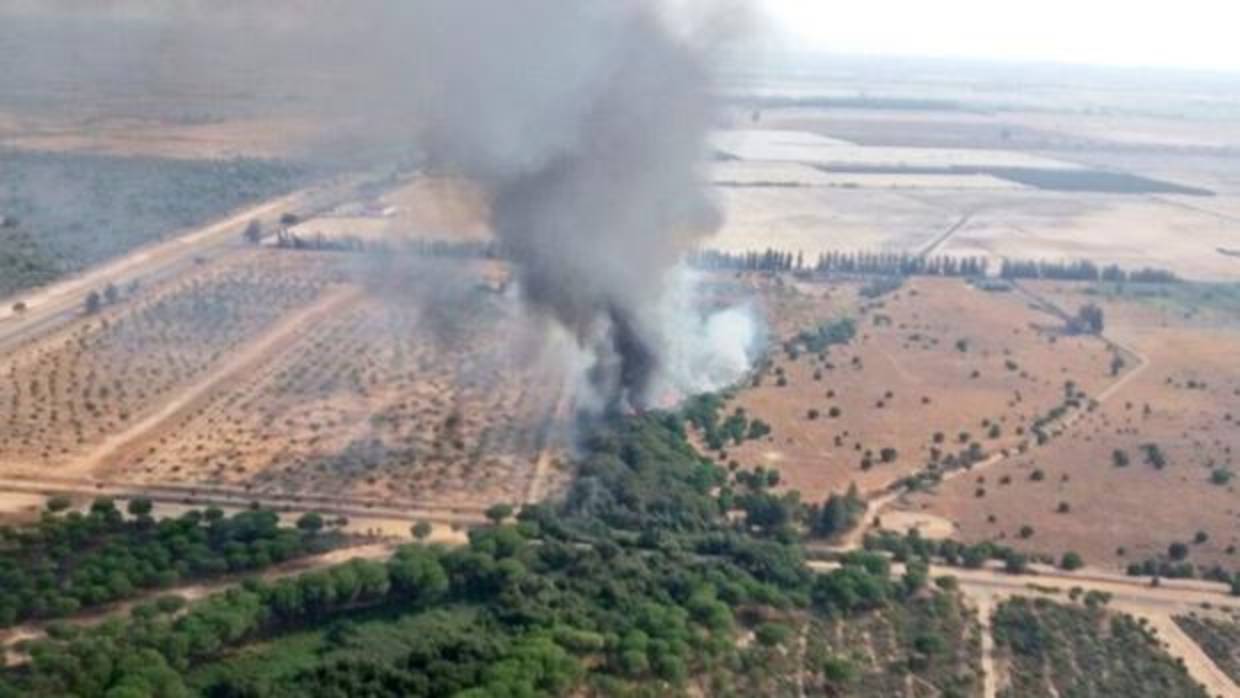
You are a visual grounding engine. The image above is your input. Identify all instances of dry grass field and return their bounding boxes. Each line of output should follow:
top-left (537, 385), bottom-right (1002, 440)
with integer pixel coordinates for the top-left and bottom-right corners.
top-left (710, 186), bottom-right (957, 256)
top-left (710, 276), bottom-right (1119, 504)
top-left (899, 281), bottom-right (1240, 572)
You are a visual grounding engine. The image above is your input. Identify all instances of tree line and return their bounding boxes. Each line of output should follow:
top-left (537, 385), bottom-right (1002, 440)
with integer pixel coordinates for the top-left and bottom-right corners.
top-left (686, 247), bottom-right (1181, 285)
top-left (0, 499), bottom-right (341, 628)
top-left (999, 258), bottom-right (1178, 283)
top-left (2, 405), bottom-right (927, 697)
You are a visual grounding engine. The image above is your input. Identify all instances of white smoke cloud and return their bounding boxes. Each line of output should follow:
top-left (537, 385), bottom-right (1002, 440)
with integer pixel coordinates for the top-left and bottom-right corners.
top-left (647, 265), bottom-right (765, 406)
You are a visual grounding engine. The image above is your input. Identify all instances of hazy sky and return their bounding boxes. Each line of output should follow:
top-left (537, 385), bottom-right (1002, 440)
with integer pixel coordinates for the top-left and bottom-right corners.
top-left (764, 0), bottom-right (1240, 72)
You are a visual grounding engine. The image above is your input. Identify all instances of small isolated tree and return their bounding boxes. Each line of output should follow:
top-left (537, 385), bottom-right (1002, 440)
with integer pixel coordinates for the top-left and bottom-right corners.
top-left (90, 497), bottom-right (117, 517)
top-left (84, 290), bottom-right (102, 315)
top-left (297, 512), bottom-right (324, 535)
top-left (1168, 542), bottom-right (1189, 561)
top-left (822, 655), bottom-right (857, 686)
top-left (1060, 551), bottom-right (1084, 571)
top-left (45, 495), bottom-right (72, 513)
top-left (1069, 303), bottom-right (1104, 335)
top-left (11, 301), bottom-right (26, 314)
top-left (103, 282), bottom-right (119, 305)
top-left (126, 497), bottom-right (153, 518)
top-left (1112, 449), bottom-right (1130, 468)
top-left (485, 503), bottom-right (514, 525)
top-left (243, 219), bottom-right (263, 244)
top-left (411, 521), bottom-right (433, 541)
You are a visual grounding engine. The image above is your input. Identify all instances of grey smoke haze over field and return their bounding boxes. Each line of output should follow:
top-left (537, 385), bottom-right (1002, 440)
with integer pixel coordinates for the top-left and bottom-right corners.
top-left (3, 0), bottom-right (761, 409)
top-left (398, 1), bottom-right (735, 409)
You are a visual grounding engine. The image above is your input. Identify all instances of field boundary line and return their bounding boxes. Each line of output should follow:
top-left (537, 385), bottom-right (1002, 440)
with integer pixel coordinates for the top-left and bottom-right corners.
top-left (917, 212), bottom-right (973, 258)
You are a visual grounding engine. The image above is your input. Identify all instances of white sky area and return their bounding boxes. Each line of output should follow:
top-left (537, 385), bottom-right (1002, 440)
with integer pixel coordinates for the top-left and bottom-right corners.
top-left (763, 0), bottom-right (1240, 72)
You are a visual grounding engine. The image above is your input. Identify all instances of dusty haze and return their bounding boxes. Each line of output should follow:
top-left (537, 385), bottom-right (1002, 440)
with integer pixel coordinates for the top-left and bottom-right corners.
top-left (1, 0), bottom-right (761, 410)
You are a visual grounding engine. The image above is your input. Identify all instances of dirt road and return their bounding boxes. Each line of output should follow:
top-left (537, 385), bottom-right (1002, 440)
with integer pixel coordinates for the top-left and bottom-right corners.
top-left (0, 475), bottom-right (488, 528)
top-left (1142, 613), bottom-right (1239, 698)
top-left (807, 556), bottom-right (1240, 696)
top-left (955, 569), bottom-right (1239, 698)
top-left (973, 595), bottom-right (999, 698)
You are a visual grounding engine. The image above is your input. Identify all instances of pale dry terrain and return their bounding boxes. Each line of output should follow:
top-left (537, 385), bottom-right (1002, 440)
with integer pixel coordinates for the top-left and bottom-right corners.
top-left (903, 281), bottom-right (1240, 572)
top-left (716, 104), bottom-right (1240, 283)
top-left (102, 262), bottom-right (570, 509)
top-left (0, 253), bottom-right (342, 472)
top-left (717, 276), bottom-right (1119, 503)
top-left (711, 185), bottom-right (957, 256)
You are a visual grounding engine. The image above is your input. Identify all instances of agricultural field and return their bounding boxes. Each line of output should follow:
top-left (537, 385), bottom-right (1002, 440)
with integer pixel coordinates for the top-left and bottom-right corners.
top-left (0, 149), bottom-right (313, 298)
top-left (82, 255), bottom-right (568, 510)
top-left (1175, 614), bottom-right (1240, 685)
top-left (992, 597), bottom-right (1210, 698)
top-left (711, 101), bottom-right (1240, 282)
top-left (901, 281), bottom-right (1240, 573)
top-left (0, 253), bottom-right (343, 472)
top-left (283, 176), bottom-right (492, 248)
top-left (710, 275), bottom-right (1119, 505)
top-left (806, 585), bottom-right (984, 697)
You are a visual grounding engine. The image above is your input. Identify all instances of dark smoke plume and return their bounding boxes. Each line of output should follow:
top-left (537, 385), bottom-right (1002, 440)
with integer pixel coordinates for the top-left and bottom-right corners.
top-left (3, 0), bottom-right (745, 408)
top-left (400, 0), bottom-right (727, 410)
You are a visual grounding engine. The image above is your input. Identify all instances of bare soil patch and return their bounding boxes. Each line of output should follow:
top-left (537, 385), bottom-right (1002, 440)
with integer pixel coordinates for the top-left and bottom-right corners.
top-left (905, 281), bottom-right (1240, 572)
top-left (717, 277), bottom-right (1117, 505)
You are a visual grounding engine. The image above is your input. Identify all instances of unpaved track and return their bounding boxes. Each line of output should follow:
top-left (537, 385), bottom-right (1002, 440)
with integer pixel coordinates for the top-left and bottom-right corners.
top-left (0, 475), bottom-right (488, 527)
top-left (0, 540), bottom-right (403, 664)
top-left (523, 368), bottom-right (575, 505)
top-left (83, 286), bottom-right (363, 477)
top-left (948, 567), bottom-right (1239, 698)
top-left (809, 556), bottom-right (1240, 697)
top-left (917, 212), bottom-right (973, 257)
top-left (974, 595), bottom-right (998, 698)
top-left (1142, 613), bottom-right (1239, 698)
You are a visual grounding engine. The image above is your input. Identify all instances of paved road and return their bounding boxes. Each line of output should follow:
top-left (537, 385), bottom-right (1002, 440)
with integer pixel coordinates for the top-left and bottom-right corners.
top-left (0, 174), bottom-right (365, 353)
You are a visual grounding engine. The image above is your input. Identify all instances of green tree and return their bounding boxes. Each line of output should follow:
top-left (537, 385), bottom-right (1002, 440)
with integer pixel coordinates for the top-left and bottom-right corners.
top-left (126, 498), bottom-right (153, 518)
top-left (296, 512), bottom-right (324, 535)
top-left (485, 503), bottom-right (514, 525)
top-left (45, 495), bottom-right (72, 513)
top-left (411, 521), bottom-right (433, 541)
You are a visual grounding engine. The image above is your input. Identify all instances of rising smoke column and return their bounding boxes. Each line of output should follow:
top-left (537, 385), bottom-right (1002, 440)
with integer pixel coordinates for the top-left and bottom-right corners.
top-left (401, 0), bottom-right (726, 410)
top-left (4, 0), bottom-right (748, 408)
